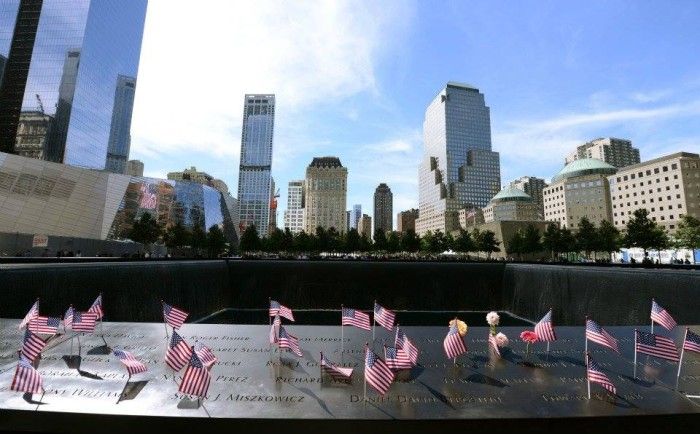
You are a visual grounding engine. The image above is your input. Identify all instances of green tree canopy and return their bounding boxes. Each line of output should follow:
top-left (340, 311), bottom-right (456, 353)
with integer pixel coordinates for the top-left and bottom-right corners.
top-left (624, 209), bottom-right (669, 254)
top-left (344, 228), bottom-right (361, 253)
top-left (207, 225), bottom-right (227, 257)
top-left (387, 231), bottom-right (401, 253)
top-left (373, 228), bottom-right (388, 251)
top-left (163, 222), bottom-right (190, 249)
top-left (239, 225), bottom-right (261, 252)
top-left (475, 229), bottom-right (501, 259)
top-left (522, 224), bottom-right (543, 257)
top-left (129, 212), bottom-right (162, 245)
top-left (597, 220), bottom-right (621, 257)
top-left (400, 229), bottom-right (421, 252)
top-left (575, 217), bottom-right (598, 257)
top-left (454, 229), bottom-right (475, 253)
top-left (675, 215), bottom-right (700, 249)
top-left (507, 230), bottom-right (525, 259)
top-left (542, 223), bottom-right (561, 258)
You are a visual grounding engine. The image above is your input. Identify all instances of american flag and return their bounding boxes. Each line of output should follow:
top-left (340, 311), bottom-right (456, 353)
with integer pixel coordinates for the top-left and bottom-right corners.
top-left (342, 307), bottom-right (370, 331)
top-left (585, 319), bottom-right (620, 353)
top-left (635, 330), bottom-right (679, 362)
top-left (534, 309), bottom-right (557, 342)
top-left (395, 327), bottom-right (419, 366)
top-left (365, 347), bottom-right (394, 396)
top-left (651, 300), bottom-right (677, 331)
top-left (162, 301), bottom-right (188, 329)
top-left (269, 300), bottom-right (294, 322)
top-left (113, 349), bottom-right (148, 376)
top-left (21, 329), bottom-right (46, 362)
top-left (443, 324), bottom-right (467, 359)
top-left (682, 329), bottom-right (700, 354)
top-left (587, 355), bottom-right (616, 395)
top-left (278, 325), bottom-right (303, 357)
top-left (195, 342), bottom-right (218, 369)
top-left (28, 316), bottom-right (60, 335)
top-left (320, 352), bottom-right (353, 380)
top-left (11, 356), bottom-right (43, 395)
top-left (72, 311), bottom-right (98, 333)
top-left (139, 184), bottom-right (157, 209)
top-left (64, 305), bottom-right (74, 329)
top-left (165, 330), bottom-right (193, 372)
top-left (179, 351), bottom-right (211, 397)
top-left (384, 345), bottom-right (412, 370)
top-left (269, 315), bottom-right (281, 344)
top-left (374, 302), bottom-right (396, 331)
top-left (89, 294), bottom-right (104, 320)
top-left (488, 333), bottom-right (501, 358)
top-left (19, 299), bottom-right (39, 330)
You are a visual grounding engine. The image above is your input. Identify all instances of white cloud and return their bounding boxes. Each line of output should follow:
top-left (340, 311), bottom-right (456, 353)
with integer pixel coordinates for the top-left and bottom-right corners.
top-left (130, 0), bottom-right (413, 165)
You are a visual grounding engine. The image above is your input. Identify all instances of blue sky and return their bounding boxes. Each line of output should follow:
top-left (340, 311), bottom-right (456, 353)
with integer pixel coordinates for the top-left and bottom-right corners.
top-left (130, 0), bottom-right (700, 226)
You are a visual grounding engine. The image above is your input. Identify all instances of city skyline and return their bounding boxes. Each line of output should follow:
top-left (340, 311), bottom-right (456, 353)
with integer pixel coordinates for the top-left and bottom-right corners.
top-left (118, 1), bottom-right (700, 225)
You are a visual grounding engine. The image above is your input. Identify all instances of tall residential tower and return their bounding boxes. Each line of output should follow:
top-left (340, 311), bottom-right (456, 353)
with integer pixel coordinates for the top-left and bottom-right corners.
top-left (237, 94), bottom-right (275, 233)
top-left (283, 180), bottom-right (305, 234)
top-left (303, 157), bottom-right (347, 233)
top-left (373, 183), bottom-right (393, 234)
top-left (416, 82), bottom-right (501, 235)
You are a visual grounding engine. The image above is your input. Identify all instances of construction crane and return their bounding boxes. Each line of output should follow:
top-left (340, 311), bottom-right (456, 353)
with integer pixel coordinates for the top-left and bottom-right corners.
top-left (35, 94), bottom-right (45, 114)
top-left (270, 187), bottom-right (280, 220)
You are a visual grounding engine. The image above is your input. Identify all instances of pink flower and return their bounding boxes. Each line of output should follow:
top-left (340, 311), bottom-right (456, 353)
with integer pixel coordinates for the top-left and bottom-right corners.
top-left (520, 330), bottom-right (538, 344)
top-left (495, 332), bottom-right (509, 347)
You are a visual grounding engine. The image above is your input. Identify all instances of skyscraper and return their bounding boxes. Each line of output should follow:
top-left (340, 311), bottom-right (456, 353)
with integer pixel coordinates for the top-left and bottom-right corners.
top-left (509, 176), bottom-right (547, 219)
top-left (373, 183), bottom-right (393, 234)
top-left (105, 75), bottom-right (137, 174)
top-left (565, 138), bottom-right (640, 168)
top-left (283, 180), bottom-right (305, 234)
top-left (0, 0), bottom-right (148, 169)
top-left (351, 204), bottom-right (361, 230)
top-left (397, 208), bottom-right (419, 234)
top-left (303, 157), bottom-right (347, 233)
top-left (416, 82), bottom-right (501, 235)
top-left (125, 159), bottom-right (144, 177)
top-left (237, 94), bottom-right (275, 233)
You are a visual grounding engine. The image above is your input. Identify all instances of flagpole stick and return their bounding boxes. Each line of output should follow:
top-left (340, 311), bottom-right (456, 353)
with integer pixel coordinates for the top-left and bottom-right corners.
top-left (363, 346), bottom-right (367, 404)
top-left (547, 341), bottom-right (550, 353)
top-left (268, 297), bottom-right (271, 326)
top-left (586, 352), bottom-right (591, 400)
top-left (372, 300), bottom-right (376, 344)
top-left (651, 299), bottom-right (654, 334)
top-left (676, 328), bottom-right (688, 391)
top-left (77, 334), bottom-right (82, 356)
top-left (633, 330), bottom-right (638, 379)
top-left (35, 390), bottom-right (45, 411)
top-left (340, 305), bottom-right (344, 356)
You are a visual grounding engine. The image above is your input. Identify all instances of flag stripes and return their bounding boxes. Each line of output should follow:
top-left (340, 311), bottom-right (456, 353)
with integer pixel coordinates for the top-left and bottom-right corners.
top-left (342, 307), bottom-right (370, 331)
top-left (384, 345), bottom-right (412, 370)
top-left (651, 300), bottom-right (677, 331)
top-left (586, 319), bottom-right (620, 353)
top-left (635, 330), bottom-right (679, 362)
top-left (113, 349), bottom-right (148, 376)
top-left (443, 324), bottom-right (467, 359)
top-left (165, 331), bottom-right (193, 372)
top-left (162, 301), bottom-right (188, 329)
top-left (269, 300), bottom-right (295, 322)
top-left (320, 352), bottom-right (353, 380)
top-left (11, 357), bottom-right (43, 395)
top-left (365, 347), bottom-right (394, 395)
top-left (374, 302), bottom-right (396, 331)
top-left (587, 356), bottom-right (616, 395)
top-left (534, 309), bottom-right (556, 342)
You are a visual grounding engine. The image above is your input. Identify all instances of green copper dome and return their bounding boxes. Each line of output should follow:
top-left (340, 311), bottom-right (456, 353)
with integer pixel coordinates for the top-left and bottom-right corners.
top-left (490, 186), bottom-right (532, 203)
top-left (551, 158), bottom-right (617, 183)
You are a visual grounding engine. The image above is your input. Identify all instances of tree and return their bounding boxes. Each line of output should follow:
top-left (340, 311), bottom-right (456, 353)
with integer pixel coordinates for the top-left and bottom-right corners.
top-left (675, 215), bottom-right (700, 249)
top-left (163, 222), bottom-right (190, 250)
top-left (559, 227), bottom-right (576, 261)
top-left (507, 230), bottom-right (525, 260)
top-left (542, 223), bottom-right (561, 259)
top-left (454, 229), bottom-right (475, 253)
top-left (344, 228), bottom-right (361, 253)
top-left (475, 229), bottom-right (500, 259)
top-left (400, 229), bottom-right (421, 252)
top-left (327, 227), bottom-right (342, 252)
top-left (575, 217), bottom-right (598, 259)
top-left (387, 231), bottom-right (401, 253)
top-left (373, 228), bottom-right (388, 251)
top-left (294, 231), bottom-right (311, 252)
top-left (207, 225), bottom-right (227, 257)
top-left (281, 228), bottom-right (294, 252)
top-left (624, 209), bottom-right (669, 258)
top-left (315, 226), bottom-right (330, 251)
top-left (129, 212), bottom-right (162, 245)
top-left (359, 233), bottom-right (372, 251)
top-left (190, 225), bottom-right (208, 256)
top-left (263, 228), bottom-right (284, 252)
top-left (522, 224), bottom-right (543, 259)
top-left (239, 225), bottom-right (261, 252)
top-left (597, 220), bottom-right (621, 259)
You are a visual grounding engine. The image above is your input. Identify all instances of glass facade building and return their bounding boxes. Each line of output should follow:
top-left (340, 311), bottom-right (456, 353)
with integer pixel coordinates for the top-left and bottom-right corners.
top-left (0, 0), bottom-right (147, 170)
top-left (237, 94), bottom-right (275, 233)
top-left (0, 152), bottom-right (239, 245)
top-left (105, 74), bottom-right (136, 174)
top-left (416, 82), bottom-right (501, 235)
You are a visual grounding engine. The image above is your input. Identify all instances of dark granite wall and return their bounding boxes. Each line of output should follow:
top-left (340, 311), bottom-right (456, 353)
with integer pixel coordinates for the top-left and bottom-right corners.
top-left (0, 260), bottom-right (697, 325)
top-left (502, 263), bottom-right (700, 326)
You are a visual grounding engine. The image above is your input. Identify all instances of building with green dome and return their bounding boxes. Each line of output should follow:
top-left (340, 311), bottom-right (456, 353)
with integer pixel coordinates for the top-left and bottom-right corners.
top-left (483, 186), bottom-right (541, 223)
top-left (543, 158), bottom-right (617, 229)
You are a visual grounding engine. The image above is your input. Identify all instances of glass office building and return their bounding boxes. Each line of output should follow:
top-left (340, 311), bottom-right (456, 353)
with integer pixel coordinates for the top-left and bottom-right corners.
top-left (416, 82), bottom-right (501, 235)
top-left (0, 0), bottom-right (147, 170)
top-left (105, 74), bottom-right (136, 174)
top-left (237, 94), bottom-right (275, 233)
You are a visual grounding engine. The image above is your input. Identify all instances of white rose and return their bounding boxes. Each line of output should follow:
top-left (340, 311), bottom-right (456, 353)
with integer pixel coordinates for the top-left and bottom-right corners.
top-left (486, 311), bottom-right (500, 326)
top-left (495, 332), bottom-right (509, 348)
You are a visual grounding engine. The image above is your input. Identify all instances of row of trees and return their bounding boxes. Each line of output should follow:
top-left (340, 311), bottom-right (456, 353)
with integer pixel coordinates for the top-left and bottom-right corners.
top-left (128, 213), bottom-right (228, 257)
top-left (507, 210), bottom-right (700, 260)
top-left (239, 225), bottom-right (503, 257)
